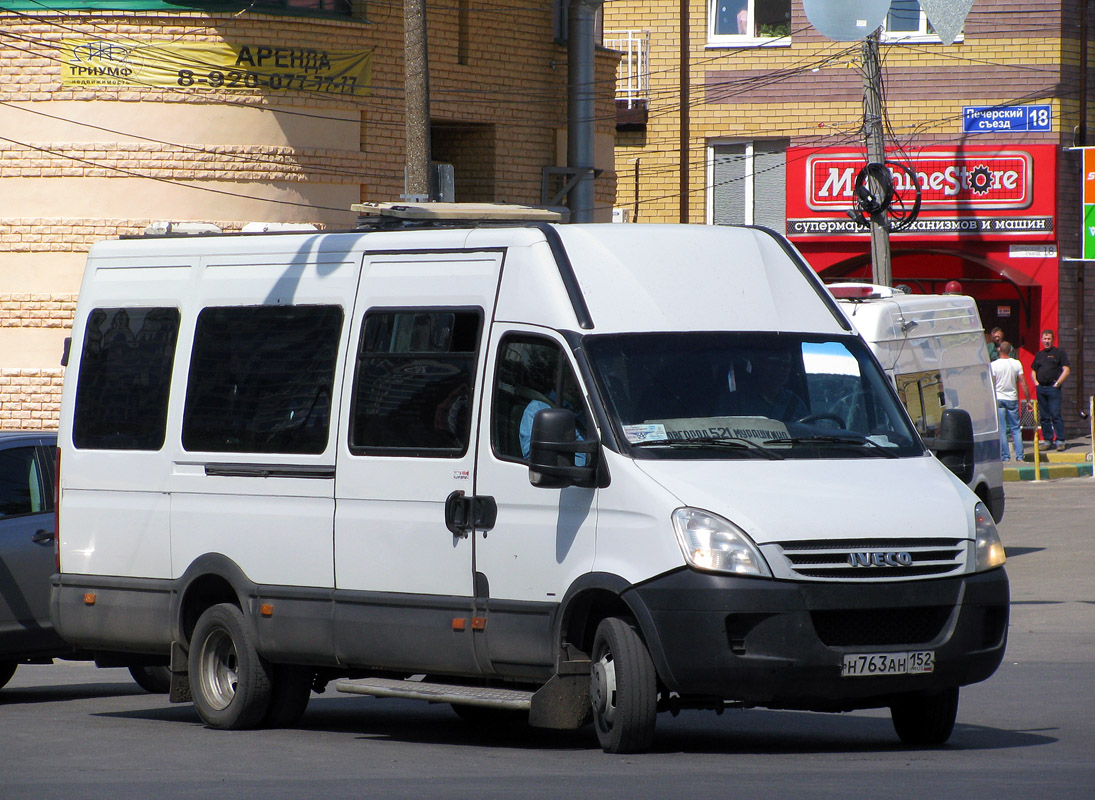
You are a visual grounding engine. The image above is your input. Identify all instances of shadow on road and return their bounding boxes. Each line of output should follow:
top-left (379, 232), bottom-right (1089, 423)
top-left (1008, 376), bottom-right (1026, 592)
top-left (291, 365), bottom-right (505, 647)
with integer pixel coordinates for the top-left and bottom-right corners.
top-left (89, 694), bottom-right (1058, 755)
top-left (0, 681), bottom-right (145, 706)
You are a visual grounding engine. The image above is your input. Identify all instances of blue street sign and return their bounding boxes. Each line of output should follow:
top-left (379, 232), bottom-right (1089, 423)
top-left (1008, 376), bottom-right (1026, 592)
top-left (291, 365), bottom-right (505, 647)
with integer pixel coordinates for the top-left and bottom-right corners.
top-left (962, 105), bottom-right (1052, 133)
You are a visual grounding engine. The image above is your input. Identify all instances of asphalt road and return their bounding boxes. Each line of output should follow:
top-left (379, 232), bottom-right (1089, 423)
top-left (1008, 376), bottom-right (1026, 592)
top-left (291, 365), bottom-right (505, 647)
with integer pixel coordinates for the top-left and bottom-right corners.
top-left (2, 478), bottom-right (1093, 799)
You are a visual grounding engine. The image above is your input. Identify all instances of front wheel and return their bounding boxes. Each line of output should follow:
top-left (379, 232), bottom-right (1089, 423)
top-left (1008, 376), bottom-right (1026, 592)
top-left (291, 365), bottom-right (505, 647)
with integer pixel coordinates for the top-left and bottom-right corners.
top-left (188, 603), bottom-right (272, 730)
top-left (589, 617), bottom-right (657, 754)
top-left (890, 687), bottom-right (959, 746)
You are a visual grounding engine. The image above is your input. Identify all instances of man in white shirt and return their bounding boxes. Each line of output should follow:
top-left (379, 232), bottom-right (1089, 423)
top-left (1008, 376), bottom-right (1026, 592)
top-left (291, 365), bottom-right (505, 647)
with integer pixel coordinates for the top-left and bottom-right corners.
top-left (991, 341), bottom-right (1030, 461)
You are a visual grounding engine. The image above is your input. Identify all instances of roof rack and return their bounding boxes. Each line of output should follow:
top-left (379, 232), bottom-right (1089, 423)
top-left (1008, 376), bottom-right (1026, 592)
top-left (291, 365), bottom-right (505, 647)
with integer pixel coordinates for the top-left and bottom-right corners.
top-left (352, 201), bottom-right (567, 229)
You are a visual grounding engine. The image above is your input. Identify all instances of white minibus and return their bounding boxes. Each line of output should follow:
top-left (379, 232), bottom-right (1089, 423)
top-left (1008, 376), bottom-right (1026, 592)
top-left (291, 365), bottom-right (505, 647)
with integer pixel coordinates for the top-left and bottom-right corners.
top-left (52, 205), bottom-right (1009, 753)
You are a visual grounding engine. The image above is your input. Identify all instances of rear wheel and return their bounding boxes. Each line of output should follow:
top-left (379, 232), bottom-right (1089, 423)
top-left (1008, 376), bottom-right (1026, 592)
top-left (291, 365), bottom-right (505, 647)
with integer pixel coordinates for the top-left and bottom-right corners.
top-left (264, 665), bottom-right (313, 728)
top-left (589, 617), bottom-right (657, 754)
top-left (890, 687), bottom-right (960, 746)
top-left (0, 661), bottom-right (17, 690)
top-left (188, 603), bottom-right (272, 730)
top-left (128, 665), bottom-right (171, 694)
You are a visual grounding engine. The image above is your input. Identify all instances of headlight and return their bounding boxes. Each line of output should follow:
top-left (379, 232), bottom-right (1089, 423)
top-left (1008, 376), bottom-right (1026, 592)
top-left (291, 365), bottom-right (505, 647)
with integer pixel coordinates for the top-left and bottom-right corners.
top-left (973, 501), bottom-right (1006, 572)
top-left (672, 508), bottom-right (771, 578)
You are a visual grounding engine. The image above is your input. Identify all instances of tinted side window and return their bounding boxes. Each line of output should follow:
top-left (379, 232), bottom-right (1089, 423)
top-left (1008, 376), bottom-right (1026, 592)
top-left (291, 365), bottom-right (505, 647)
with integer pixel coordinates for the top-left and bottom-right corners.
top-left (0, 447), bottom-right (44, 517)
top-left (73, 307), bottom-right (180, 450)
top-left (182, 305), bottom-right (343, 454)
top-left (350, 309), bottom-right (481, 456)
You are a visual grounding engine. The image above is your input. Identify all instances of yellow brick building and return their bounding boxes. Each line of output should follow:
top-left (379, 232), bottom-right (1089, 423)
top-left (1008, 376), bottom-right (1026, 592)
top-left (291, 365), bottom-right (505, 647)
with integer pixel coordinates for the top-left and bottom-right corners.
top-left (604, 0), bottom-right (1095, 422)
top-left (0, 0), bottom-right (618, 427)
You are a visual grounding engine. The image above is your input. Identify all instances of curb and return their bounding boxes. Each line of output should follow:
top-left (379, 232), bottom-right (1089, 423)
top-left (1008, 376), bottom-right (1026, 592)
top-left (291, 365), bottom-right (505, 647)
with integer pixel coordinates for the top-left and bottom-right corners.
top-left (1004, 462), bottom-right (1094, 481)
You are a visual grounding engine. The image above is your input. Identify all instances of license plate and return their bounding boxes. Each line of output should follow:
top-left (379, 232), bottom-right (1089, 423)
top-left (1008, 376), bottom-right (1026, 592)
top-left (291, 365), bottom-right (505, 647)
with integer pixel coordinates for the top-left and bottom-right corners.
top-left (841, 650), bottom-right (935, 677)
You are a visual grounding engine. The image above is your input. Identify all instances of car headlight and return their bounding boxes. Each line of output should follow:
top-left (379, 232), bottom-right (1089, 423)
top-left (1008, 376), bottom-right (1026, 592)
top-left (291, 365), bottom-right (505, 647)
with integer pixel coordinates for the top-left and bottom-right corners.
top-left (672, 508), bottom-right (772, 578)
top-left (973, 502), bottom-right (1006, 572)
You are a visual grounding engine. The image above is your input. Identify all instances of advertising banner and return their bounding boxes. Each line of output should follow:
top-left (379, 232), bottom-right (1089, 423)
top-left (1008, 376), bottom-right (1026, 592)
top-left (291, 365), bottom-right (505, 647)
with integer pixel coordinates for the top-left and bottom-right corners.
top-left (786, 145), bottom-right (1058, 242)
top-left (1084, 148), bottom-right (1095, 260)
top-left (61, 39), bottom-right (372, 96)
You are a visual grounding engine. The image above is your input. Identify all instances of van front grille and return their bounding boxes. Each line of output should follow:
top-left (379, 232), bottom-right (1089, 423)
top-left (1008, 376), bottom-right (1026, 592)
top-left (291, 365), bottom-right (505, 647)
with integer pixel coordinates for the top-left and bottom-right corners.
top-left (811, 606), bottom-right (953, 647)
top-left (770, 538), bottom-right (966, 581)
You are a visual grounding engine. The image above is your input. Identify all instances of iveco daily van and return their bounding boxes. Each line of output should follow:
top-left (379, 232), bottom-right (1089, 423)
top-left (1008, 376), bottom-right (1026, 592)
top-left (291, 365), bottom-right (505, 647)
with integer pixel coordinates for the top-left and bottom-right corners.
top-left (52, 204), bottom-right (1009, 753)
top-left (832, 284), bottom-right (1004, 522)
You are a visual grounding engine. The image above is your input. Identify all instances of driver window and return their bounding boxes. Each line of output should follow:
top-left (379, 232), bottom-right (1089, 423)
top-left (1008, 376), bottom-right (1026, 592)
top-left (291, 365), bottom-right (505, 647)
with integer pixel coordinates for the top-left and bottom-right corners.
top-left (491, 336), bottom-right (586, 462)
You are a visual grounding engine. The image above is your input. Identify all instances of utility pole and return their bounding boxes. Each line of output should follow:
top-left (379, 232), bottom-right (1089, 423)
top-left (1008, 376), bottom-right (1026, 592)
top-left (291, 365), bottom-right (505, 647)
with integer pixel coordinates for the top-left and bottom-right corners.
top-left (404, 0), bottom-right (432, 201)
top-left (861, 29), bottom-right (891, 286)
top-left (567, 0), bottom-right (602, 222)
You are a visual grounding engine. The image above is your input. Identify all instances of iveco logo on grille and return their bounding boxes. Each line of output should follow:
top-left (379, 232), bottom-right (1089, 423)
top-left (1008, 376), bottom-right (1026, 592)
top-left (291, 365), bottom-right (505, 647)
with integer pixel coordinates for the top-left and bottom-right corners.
top-left (848, 551), bottom-right (915, 567)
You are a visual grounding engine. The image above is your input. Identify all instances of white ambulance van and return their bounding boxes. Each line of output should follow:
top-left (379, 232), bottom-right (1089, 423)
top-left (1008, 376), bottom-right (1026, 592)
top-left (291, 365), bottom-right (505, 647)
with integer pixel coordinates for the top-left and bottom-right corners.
top-left (831, 284), bottom-right (1004, 522)
top-left (52, 206), bottom-right (1009, 754)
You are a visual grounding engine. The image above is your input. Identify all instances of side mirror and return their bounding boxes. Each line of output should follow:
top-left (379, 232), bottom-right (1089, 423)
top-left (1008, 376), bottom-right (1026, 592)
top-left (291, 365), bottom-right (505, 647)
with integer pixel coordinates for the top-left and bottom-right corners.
top-left (924, 408), bottom-right (975, 485)
top-left (528, 407), bottom-right (601, 489)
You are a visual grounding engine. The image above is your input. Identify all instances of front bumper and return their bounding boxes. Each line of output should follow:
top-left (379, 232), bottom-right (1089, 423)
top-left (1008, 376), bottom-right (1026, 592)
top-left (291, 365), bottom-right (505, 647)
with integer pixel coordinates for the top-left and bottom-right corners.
top-left (628, 567), bottom-right (1009, 711)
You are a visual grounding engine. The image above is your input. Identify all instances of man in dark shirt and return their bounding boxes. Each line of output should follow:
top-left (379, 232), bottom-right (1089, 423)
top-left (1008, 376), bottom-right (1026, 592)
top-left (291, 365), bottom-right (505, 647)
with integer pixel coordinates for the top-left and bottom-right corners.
top-left (1030, 329), bottom-right (1071, 450)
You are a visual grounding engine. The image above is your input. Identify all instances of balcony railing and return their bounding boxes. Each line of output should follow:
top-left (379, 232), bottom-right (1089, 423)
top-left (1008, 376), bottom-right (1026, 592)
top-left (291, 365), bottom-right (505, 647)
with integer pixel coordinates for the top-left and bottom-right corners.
top-left (604, 28), bottom-right (650, 129)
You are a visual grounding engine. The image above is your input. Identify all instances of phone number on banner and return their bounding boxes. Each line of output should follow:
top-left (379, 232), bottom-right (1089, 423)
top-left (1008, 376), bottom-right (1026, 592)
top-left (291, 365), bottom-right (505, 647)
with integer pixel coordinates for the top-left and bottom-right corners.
top-left (176, 69), bottom-right (362, 94)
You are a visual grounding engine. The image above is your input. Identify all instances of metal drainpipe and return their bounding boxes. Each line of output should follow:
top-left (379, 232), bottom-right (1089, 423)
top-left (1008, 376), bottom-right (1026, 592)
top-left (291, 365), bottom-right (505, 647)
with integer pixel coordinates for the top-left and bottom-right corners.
top-left (567, 0), bottom-right (603, 223)
top-left (679, 0), bottom-right (689, 223)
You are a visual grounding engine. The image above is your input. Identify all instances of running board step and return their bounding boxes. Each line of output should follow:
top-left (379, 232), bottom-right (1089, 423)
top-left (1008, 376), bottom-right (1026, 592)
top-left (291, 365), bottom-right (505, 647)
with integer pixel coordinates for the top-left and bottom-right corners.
top-left (336, 677), bottom-right (534, 710)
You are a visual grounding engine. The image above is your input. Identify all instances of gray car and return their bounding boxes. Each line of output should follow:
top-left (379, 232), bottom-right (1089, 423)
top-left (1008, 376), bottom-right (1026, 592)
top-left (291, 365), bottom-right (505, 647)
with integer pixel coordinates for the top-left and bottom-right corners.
top-left (0, 430), bottom-right (168, 692)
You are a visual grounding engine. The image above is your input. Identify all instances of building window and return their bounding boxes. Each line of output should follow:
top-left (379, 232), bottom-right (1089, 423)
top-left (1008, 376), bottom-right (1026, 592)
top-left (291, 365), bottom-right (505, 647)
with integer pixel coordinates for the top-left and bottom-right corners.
top-left (349, 309), bottom-right (482, 456)
top-left (708, 140), bottom-right (788, 232)
top-left (73, 307), bottom-right (180, 451)
top-left (708, 0), bottom-right (791, 46)
top-left (182, 305), bottom-right (342, 455)
top-left (882, 0), bottom-right (958, 42)
top-left (191, 0), bottom-right (352, 15)
top-left (553, 0), bottom-right (605, 44)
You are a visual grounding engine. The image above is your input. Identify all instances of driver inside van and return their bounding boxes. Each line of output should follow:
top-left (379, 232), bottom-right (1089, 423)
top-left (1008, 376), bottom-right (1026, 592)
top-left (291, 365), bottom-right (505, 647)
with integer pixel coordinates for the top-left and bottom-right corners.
top-left (519, 379), bottom-right (588, 466)
top-left (735, 351), bottom-right (808, 423)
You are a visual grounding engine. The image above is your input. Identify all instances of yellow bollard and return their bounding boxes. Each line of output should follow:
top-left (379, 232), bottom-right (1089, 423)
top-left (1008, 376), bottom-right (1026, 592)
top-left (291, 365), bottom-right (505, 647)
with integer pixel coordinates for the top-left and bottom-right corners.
top-left (1032, 399), bottom-right (1041, 482)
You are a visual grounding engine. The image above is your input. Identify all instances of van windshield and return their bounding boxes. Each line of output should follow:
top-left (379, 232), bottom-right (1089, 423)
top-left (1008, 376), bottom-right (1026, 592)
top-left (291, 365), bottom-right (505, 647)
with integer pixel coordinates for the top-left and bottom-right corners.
top-left (584, 333), bottom-right (924, 460)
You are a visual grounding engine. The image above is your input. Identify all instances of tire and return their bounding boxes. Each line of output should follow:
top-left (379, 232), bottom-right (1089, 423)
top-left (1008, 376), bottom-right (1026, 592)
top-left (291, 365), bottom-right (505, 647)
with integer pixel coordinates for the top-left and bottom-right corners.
top-left (263, 665), bottom-right (313, 728)
top-left (0, 661), bottom-right (17, 690)
top-left (589, 617), bottom-right (657, 754)
top-left (128, 665), bottom-right (171, 694)
top-left (890, 687), bottom-right (960, 746)
top-left (188, 603), bottom-right (272, 730)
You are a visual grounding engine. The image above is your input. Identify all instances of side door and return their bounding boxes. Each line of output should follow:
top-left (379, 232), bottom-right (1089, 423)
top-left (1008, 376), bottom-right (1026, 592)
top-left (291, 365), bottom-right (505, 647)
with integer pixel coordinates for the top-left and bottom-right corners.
top-left (471, 327), bottom-right (598, 672)
top-left (333, 250), bottom-right (504, 675)
top-left (0, 438), bottom-right (63, 656)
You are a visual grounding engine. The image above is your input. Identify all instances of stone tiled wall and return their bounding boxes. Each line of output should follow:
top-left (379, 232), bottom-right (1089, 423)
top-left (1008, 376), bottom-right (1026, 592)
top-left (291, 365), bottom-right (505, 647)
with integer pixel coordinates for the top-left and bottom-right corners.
top-left (0, 370), bottom-right (65, 430)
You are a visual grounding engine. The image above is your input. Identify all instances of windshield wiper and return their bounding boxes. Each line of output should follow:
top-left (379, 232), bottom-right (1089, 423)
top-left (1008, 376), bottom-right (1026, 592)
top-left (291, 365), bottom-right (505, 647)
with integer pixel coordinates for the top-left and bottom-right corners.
top-left (763, 434), bottom-right (899, 458)
top-left (631, 436), bottom-right (784, 460)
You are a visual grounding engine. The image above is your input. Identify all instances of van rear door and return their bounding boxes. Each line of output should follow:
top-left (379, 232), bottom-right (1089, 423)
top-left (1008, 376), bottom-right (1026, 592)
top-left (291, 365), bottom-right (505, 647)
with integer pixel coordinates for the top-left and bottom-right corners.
top-left (333, 249), bottom-right (504, 674)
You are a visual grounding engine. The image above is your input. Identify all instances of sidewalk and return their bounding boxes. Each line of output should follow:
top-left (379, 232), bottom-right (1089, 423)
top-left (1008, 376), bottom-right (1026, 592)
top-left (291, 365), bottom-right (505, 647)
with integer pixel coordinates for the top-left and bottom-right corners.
top-left (1002, 431), bottom-right (1094, 482)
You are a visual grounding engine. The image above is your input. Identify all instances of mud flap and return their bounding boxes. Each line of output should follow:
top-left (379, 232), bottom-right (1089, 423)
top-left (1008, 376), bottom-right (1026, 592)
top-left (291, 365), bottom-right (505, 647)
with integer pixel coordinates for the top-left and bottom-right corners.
top-left (168, 641), bottom-right (191, 704)
top-left (528, 673), bottom-right (592, 729)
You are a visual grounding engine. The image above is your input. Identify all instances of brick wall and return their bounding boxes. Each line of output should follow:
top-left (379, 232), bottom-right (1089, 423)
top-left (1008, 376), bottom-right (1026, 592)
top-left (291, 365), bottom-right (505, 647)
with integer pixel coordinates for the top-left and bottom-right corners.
top-left (0, 370), bottom-right (64, 430)
top-left (0, 5), bottom-right (618, 427)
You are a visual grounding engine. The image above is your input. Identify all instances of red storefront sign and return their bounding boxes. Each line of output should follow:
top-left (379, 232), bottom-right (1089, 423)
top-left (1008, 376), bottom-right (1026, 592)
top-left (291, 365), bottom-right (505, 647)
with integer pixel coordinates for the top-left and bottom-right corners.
top-left (787, 145), bottom-right (1057, 241)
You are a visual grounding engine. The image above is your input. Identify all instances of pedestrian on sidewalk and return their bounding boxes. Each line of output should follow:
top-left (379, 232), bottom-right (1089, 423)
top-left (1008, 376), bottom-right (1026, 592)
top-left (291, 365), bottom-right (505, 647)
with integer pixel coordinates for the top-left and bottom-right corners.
top-left (987, 327), bottom-right (1004, 361)
top-left (1030, 329), bottom-right (1071, 451)
top-left (992, 341), bottom-right (1029, 461)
